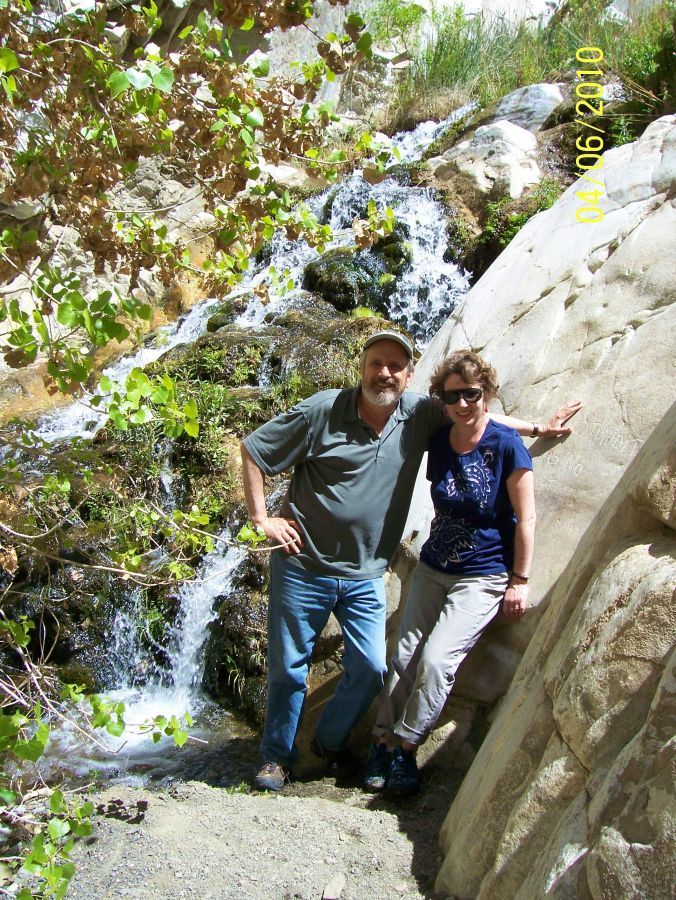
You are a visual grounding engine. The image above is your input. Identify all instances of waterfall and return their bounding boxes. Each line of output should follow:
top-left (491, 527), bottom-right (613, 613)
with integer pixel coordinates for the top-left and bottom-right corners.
top-left (321, 173), bottom-right (470, 342)
top-left (35, 107), bottom-right (471, 444)
top-left (101, 528), bottom-right (245, 736)
top-left (389, 101), bottom-right (477, 164)
top-left (165, 533), bottom-right (245, 711)
top-left (39, 528), bottom-right (246, 779)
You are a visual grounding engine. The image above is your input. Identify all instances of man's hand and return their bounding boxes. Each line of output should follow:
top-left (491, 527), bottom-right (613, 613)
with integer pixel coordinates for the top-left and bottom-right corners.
top-left (540, 399), bottom-right (583, 438)
top-left (256, 516), bottom-right (303, 554)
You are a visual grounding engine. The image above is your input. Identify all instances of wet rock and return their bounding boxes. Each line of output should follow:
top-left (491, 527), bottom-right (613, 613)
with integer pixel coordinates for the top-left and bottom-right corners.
top-left (303, 229), bottom-right (411, 316)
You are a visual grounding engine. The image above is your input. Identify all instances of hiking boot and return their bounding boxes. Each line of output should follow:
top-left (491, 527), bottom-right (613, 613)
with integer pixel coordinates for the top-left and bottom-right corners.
top-left (386, 747), bottom-right (420, 796)
top-left (310, 736), bottom-right (359, 777)
top-left (363, 742), bottom-right (393, 792)
top-left (254, 761), bottom-right (290, 792)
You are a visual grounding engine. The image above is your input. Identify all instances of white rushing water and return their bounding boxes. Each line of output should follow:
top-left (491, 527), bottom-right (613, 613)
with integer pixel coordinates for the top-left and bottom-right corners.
top-left (42, 529), bottom-right (245, 778)
top-left (389, 101), bottom-right (477, 164)
top-left (35, 108), bottom-right (471, 444)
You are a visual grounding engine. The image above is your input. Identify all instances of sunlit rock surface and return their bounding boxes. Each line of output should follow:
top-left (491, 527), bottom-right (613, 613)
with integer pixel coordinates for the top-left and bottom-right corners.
top-left (400, 114), bottom-right (675, 897)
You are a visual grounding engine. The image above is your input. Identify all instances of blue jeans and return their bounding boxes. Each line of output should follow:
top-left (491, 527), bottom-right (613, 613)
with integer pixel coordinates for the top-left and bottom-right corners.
top-left (260, 552), bottom-right (387, 767)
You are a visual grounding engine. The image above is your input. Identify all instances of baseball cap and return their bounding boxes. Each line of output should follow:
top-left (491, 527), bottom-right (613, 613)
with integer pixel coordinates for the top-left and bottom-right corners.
top-left (362, 330), bottom-right (414, 360)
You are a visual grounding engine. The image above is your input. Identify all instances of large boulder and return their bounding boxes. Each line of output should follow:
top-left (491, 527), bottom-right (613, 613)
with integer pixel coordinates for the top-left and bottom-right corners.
top-left (435, 404), bottom-right (676, 899)
top-left (489, 82), bottom-right (566, 132)
top-left (398, 114), bottom-right (675, 764)
top-left (427, 119), bottom-right (543, 199)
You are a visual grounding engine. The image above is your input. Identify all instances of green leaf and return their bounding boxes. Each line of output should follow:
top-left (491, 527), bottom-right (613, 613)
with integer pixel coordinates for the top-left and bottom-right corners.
top-left (1, 72), bottom-right (17, 104)
top-left (0, 48), bottom-right (19, 74)
top-left (178, 25), bottom-right (193, 39)
top-left (356, 33), bottom-right (373, 54)
top-left (126, 68), bottom-right (153, 90)
top-left (130, 406), bottom-right (154, 425)
top-left (14, 723), bottom-right (49, 762)
top-left (67, 290), bottom-right (87, 311)
top-left (56, 302), bottom-right (80, 327)
top-left (183, 419), bottom-right (199, 438)
top-left (150, 387), bottom-right (169, 403)
top-left (250, 56), bottom-right (270, 77)
top-left (240, 16), bottom-right (255, 31)
top-left (0, 787), bottom-right (16, 804)
top-left (183, 398), bottom-right (198, 419)
top-left (106, 720), bottom-right (125, 737)
top-left (244, 107), bottom-right (264, 128)
top-left (347, 13), bottom-right (366, 28)
top-left (50, 788), bottom-right (66, 813)
top-left (48, 817), bottom-right (71, 841)
top-left (107, 70), bottom-right (130, 98)
top-left (152, 66), bottom-right (174, 94)
top-left (0, 710), bottom-right (27, 737)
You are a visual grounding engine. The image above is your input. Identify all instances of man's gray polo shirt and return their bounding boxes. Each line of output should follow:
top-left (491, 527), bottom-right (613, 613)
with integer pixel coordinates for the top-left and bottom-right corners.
top-left (242, 388), bottom-right (445, 579)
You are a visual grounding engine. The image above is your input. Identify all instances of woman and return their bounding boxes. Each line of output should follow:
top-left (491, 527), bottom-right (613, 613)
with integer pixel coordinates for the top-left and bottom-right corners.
top-left (364, 349), bottom-right (534, 795)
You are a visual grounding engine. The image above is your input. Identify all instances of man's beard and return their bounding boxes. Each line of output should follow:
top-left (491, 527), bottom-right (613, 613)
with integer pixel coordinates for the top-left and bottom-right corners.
top-left (361, 379), bottom-right (405, 407)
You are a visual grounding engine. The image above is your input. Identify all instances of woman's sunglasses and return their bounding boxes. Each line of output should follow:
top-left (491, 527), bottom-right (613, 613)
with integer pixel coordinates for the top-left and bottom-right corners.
top-left (441, 388), bottom-right (483, 405)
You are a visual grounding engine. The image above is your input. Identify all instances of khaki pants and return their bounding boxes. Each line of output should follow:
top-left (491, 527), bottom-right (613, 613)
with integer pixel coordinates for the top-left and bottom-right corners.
top-left (374, 561), bottom-right (508, 746)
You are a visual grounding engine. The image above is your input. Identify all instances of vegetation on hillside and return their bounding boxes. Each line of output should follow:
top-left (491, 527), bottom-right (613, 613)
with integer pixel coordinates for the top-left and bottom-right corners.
top-left (370, 0), bottom-right (675, 137)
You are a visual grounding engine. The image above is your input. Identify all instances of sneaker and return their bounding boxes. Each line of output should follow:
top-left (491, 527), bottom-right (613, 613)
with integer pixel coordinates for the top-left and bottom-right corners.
top-left (386, 747), bottom-right (420, 796)
top-left (363, 742), bottom-right (393, 792)
top-left (254, 761), bottom-right (290, 792)
top-left (310, 736), bottom-right (359, 777)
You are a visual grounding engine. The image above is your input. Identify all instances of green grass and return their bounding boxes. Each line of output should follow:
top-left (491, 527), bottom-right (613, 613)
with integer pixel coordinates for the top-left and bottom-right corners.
top-left (375, 0), bottom-right (674, 136)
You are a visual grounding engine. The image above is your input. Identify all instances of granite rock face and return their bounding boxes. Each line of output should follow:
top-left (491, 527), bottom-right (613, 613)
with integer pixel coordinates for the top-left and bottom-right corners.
top-left (434, 407), bottom-right (675, 899)
top-left (401, 115), bottom-right (676, 897)
top-left (425, 82), bottom-right (568, 200)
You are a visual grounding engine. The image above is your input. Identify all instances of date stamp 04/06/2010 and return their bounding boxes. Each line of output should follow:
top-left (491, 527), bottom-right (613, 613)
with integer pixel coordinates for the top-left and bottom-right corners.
top-left (575, 47), bottom-right (607, 224)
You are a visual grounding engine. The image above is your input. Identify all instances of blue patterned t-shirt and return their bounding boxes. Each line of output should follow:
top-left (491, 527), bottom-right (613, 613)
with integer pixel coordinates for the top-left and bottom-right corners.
top-left (420, 420), bottom-right (533, 576)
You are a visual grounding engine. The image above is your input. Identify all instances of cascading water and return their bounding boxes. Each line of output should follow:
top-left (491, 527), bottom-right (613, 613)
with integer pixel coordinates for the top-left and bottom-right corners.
top-left (321, 173), bottom-right (470, 341)
top-left (43, 529), bottom-right (246, 781)
top-left (165, 533), bottom-right (245, 712)
top-left (34, 110), bottom-right (474, 779)
top-left (35, 107), bottom-right (471, 445)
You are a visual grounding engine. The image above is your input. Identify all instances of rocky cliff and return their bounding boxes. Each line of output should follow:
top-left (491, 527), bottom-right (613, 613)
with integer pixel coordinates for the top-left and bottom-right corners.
top-left (402, 115), bottom-right (675, 897)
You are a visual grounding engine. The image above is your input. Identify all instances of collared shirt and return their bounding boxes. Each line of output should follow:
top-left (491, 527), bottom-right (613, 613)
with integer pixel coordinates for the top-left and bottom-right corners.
top-left (243, 388), bottom-right (445, 578)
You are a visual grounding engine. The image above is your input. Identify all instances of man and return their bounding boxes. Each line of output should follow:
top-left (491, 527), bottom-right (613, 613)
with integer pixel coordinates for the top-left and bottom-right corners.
top-left (241, 331), bottom-right (579, 790)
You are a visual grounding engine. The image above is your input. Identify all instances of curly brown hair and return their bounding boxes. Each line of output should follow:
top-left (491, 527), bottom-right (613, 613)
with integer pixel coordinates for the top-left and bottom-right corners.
top-left (429, 349), bottom-right (499, 403)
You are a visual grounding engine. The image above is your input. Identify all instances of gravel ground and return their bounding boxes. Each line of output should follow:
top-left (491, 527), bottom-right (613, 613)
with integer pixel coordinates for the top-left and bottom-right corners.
top-left (66, 760), bottom-right (462, 900)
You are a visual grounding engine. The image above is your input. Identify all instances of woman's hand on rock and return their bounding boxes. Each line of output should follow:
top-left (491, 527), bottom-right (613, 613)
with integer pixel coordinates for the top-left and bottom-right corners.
top-left (541, 399), bottom-right (584, 437)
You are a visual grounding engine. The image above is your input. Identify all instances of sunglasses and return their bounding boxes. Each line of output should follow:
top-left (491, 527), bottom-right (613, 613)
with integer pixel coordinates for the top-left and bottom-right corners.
top-left (441, 388), bottom-right (483, 405)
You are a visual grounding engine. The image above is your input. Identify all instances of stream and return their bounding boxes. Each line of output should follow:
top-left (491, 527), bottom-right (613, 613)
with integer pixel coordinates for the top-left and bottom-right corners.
top-left (29, 107), bottom-right (473, 786)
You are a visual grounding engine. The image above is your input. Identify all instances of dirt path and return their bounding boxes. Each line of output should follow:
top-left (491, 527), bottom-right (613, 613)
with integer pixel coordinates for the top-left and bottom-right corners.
top-left (67, 755), bottom-right (461, 900)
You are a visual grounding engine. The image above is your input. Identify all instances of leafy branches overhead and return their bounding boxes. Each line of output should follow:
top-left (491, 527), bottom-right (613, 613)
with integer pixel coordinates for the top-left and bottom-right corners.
top-left (0, 1), bottom-right (392, 591)
top-left (0, 0), bottom-right (377, 397)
